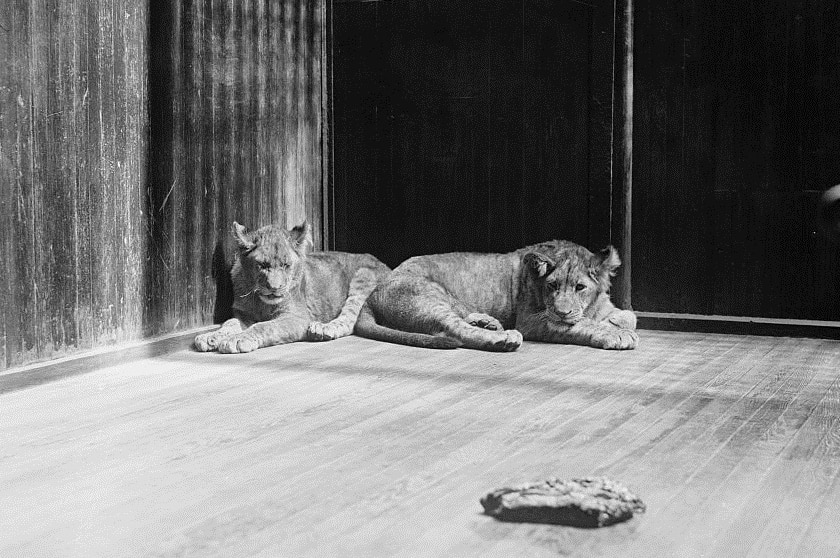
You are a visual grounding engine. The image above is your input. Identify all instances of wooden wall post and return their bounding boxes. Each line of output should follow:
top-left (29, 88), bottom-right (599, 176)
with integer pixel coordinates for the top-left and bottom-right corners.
top-left (613, 0), bottom-right (634, 310)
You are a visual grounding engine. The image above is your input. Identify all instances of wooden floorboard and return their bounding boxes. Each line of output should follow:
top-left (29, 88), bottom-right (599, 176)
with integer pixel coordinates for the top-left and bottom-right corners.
top-left (2, 330), bottom-right (840, 557)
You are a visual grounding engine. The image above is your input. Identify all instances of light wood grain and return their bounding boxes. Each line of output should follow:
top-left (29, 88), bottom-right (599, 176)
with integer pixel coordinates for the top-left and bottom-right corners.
top-left (2, 330), bottom-right (840, 557)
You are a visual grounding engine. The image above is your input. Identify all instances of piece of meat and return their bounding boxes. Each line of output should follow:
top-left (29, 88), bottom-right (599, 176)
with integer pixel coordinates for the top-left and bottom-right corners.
top-left (480, 476), bottom-right (645, 528)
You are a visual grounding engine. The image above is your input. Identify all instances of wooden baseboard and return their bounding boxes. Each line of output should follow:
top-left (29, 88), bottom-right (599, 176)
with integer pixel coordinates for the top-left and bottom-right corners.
top-left (637, 311), bottom-right (840, 340)
top-left (5, 314), bottom-right (838, 394)
top-left (0, 326), bottom-right (214, 394)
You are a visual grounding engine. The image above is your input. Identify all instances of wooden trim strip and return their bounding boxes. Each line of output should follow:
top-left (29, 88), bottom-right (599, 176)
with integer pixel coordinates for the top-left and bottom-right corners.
top-left (0, 326), bottom-right (214, 394)
top-left (638, 311), bottom-right (840, 340)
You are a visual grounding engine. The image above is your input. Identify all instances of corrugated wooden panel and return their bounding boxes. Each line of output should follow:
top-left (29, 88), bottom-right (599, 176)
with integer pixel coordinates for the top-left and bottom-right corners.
top-left (145, 0), bottom-right (326, 336)
top-left (0, 0), bottom-right (326, 370)
top-left (0, 0), bottom-right (148, 370)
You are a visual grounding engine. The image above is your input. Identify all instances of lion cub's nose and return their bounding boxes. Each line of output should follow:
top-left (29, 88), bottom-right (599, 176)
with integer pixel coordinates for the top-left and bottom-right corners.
top-left (267, 274), bottom-right (285, 290)
top-left (554, 300), bottom-right (575, 316)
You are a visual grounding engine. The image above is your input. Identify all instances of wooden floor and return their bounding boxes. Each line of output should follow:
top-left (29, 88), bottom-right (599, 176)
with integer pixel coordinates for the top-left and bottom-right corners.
top-left (2, 330), bottom-right (840, 557)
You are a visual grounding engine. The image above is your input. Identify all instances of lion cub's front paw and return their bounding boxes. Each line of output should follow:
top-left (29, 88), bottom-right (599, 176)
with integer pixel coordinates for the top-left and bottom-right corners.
top-left (217, 334), bottom-right (261, 354)
top-left (194, 330), bottom-right (226, 352)
top-left (307, 321), bottom-right (347, 342)
top-left (596, 328), bottom-right (638, 350)
top-left (608, 310), bottom-right (637, 330)
top-left (466, 313), bottom-right (503, 331)
top-left (492, 329), bottom-right (523, 352)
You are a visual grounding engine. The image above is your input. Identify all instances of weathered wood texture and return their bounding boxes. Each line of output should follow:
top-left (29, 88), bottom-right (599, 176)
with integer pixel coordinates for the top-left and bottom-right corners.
top-left (633, 0), bottom-right (840, 319)
top-left (146, 0), bottom-right (327, 335)
top-left (0, 0), bottom-right (148, 370)
top-left (2, 331), bottom-right (840, 557)
top-left (0, 0), bottom-right (327, 370)
top-left (331, 0), bottom-right (617, 268)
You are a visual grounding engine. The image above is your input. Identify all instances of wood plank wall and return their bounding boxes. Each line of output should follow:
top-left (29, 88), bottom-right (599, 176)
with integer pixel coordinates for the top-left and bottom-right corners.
top-left (0, 0), bottom-right (326, 371)
top-left (147, 0), bottom-right (326, 335)
top-left (633, 0), bottom-right (840, 320)
top-left (0, 0), bottom-right (148, 370)
top-left (331, 0), bottom-right (616, 269)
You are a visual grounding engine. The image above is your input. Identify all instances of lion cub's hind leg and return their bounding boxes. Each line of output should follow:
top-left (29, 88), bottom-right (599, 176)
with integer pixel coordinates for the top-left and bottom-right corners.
top-left (442, 312), bottom-right (522, 352)
top-left (307, 266), bottom-right (381, 342)
top-left (367, 275), bottom-right (522, 352)
top-left (405, 281), bottom-right (522, 352)
top-left (194, 318), bottom-right (245, 352)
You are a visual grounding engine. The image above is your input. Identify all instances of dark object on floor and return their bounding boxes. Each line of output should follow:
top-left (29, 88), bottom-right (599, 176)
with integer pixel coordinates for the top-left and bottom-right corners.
top-left (480, 476), bottom-right (646, 528)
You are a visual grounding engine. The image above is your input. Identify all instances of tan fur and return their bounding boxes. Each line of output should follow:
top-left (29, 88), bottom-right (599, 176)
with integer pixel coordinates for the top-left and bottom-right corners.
top-left (355, 240), bottom-right (638, 351)
top-left (194, 221), bottom-right (390, 354)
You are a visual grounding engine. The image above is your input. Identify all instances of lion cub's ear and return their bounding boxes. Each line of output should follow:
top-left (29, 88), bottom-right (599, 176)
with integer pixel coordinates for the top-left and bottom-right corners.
top-left (232, 221), bottom-right (256, 251)
top-left (592, 246), bottom-right (621, 289)
top-left (289, 220), bottom-right (313, 254)
top-left (523, 251), bottom-right (556, 279)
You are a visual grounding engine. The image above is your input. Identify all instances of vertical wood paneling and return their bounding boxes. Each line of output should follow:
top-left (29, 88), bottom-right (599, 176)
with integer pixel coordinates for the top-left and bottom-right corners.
top-left (520, 0), bottom-right (593, 247)
top-left (610, 0), bottom-right (633, 308)
top-left (486, 0), bottom-right (524, 252)
top-left (0, 0), bottom-right (326, 370)
top-left (0, 2), bottom-right (24, 366)
top-left (0, 5), bottom-right (10, 367)
top-left (55, 0), bottom-right (77, 349)
top-left (30, 0), bottom-right (50, 356)
top-left (85, 0), bottom-right (106, 340)
top-left (332, 1), bottom-right (393, 262)
top-left (98, 0), bottom-right (118, 336)
top-left (634, 0), bottom-right (840, 320)
top-left (0, 0), bottom-right (148, 370)
top-left (145, 0), bottom-right (326, 337)
top-left (333, 0), bottom-right (616, 268)
top-left (185, 0), bottom-right (202, 324)
top-left (72, 0), bottom-right (92, 350)
top-left (2, 4), bottom-right (20, 364)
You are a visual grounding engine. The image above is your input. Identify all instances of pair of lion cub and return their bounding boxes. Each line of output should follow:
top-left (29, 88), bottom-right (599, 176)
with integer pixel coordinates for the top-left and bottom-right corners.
top-left (194, 222), bottom-right (638, 354)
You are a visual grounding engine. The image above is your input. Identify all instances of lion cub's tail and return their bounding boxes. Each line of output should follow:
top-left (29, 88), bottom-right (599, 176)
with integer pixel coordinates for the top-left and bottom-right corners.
top-left (354, 305), bottom-right (461, 349)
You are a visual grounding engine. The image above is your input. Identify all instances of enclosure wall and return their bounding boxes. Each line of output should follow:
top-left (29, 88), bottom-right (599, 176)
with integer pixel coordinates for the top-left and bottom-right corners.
top-left (146, 0), bottom-right (326, 337)
top-left (0, 0), bottom-right (326, 370)
top-left (632, 0), bottom-right (840, 319)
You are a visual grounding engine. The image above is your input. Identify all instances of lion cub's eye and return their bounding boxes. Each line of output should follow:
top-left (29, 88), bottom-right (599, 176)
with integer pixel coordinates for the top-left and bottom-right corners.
top-left (257, 261), bottom-right (271, 270)
top-left (575, 283), bottom-right (587, 292)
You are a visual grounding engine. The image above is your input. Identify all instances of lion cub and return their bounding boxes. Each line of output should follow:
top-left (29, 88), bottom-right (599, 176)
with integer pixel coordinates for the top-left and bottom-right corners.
top-left (195, 221), bottom-right (389, 354)
top-left (355, 240), bottom-right (637, 351)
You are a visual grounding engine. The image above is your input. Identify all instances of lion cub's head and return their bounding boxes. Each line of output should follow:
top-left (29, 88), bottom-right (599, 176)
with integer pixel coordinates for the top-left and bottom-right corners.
top-left (231, 221), bottom-right (313, 306)
top-left (522, 241), bottom-right (621, 325)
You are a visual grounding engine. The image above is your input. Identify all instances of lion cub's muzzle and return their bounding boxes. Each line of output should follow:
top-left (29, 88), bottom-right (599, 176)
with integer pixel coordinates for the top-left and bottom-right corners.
top-left (547, 311), bottom-right (583, 326)
top-left (545, 294), bottom-right (586, 325)
top-left (258, 271), bottom-right (292, 304)
top-left (258, 287), bottom-right (289, 305)
top-left (546, 302), bottom-right (584, 325)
